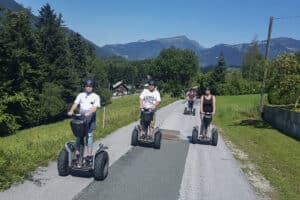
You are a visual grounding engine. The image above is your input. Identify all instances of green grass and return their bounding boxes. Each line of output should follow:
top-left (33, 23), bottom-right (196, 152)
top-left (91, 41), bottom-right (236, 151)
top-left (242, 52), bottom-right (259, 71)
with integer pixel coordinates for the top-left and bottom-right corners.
top-left (0, 94), bottom-right (177, 190)
top-left (214, 95), bottom-right (300, 200)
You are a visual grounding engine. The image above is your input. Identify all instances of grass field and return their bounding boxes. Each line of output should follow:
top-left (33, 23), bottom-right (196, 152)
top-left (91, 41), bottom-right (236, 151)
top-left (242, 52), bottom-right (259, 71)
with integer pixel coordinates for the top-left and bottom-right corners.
top-left (0, 94), bottom-right (177, 191)
top-left (214, 95), bottom-right (300, 200)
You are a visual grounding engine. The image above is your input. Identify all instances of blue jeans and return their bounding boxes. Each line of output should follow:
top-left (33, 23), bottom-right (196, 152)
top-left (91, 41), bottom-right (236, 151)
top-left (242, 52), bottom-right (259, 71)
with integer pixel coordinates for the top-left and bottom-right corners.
top-left (188, 100), bottom-right (194, 110)
top-left (76, 131), bottom-right (93, 148)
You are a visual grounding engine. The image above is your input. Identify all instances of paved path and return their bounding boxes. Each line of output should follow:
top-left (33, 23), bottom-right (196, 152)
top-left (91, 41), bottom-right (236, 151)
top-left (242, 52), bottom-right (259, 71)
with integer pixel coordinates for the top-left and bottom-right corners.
top-left (0, 100), bottom-right (257, 200)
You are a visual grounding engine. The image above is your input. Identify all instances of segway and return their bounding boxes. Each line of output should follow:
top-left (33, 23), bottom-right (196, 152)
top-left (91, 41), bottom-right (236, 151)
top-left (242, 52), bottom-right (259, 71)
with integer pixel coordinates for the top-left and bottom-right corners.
top-left (57, 114), bottom-right (109, 180)
top-left (191, 113), bottom-right (218, 146)
top-left (183, 100), bottom-right (196, 116)
top-left (131, 108), bottom-right (162, 149)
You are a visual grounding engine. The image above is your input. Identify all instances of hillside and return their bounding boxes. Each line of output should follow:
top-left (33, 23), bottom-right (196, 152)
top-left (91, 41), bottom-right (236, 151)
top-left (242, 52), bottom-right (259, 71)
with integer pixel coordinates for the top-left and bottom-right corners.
top-left (0, 0), bottom-right (112, 58)
top-left (101, 35), bottom-right (204, 60)
top-left (101, 36), bottom-right (300, 66)
top-left (2, 0), bottom-right (300, 66)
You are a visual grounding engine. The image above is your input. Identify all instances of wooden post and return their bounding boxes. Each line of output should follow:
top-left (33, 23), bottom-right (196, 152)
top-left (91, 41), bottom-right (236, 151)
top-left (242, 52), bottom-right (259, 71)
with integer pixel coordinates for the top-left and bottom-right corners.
top-left (102, 107), bottom-right (106, 128)
top-left (259, 16), bottom-right (273, 112)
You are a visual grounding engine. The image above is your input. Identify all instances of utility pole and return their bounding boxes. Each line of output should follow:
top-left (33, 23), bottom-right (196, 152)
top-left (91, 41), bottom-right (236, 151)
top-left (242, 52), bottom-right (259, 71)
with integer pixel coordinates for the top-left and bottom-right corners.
top-left (259, 16), bottom-right (273, 113)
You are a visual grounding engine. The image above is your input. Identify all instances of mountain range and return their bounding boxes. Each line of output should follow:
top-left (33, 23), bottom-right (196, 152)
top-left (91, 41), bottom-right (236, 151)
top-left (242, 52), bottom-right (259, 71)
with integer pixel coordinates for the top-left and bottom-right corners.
top-left (101, 36), bottom-right (300, 66)
top-left (1, 0), bottom-right (300, 66)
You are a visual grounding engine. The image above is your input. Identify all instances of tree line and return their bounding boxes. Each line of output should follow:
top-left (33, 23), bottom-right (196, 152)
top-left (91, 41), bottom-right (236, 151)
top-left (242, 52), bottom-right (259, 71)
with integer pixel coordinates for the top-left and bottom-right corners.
top-left (0, 4), bottom-right (199, 135)
top-left (1, 4), bottom-right (299, 135)
top-left (0, 4), bottom-right (111, 135)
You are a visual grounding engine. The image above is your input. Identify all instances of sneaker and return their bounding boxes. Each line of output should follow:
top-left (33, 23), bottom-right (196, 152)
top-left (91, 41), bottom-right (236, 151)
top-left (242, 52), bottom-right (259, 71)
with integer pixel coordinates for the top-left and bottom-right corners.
top-left (147, 135), bottom-right (153, 140)
top-left (85, 156), bottom-right (93, 164)
top-left (141, 134), bottom-right (146, 139)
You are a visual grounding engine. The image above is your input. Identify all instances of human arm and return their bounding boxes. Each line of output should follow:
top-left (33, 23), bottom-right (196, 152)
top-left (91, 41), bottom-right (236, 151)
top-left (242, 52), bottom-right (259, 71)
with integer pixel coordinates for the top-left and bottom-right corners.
top-left (212, 96), bottom-right (216, 115)
top-left (139, 98), bottom-right (144, 109)
top-left (151, 92), bottom-right (161, 110)
top-left (68, 103), bottom-right (78, 116)
top-left (200, 96), bottom-right (204, 113)
top-left (68, 94), bottom-right (81, 116)
top-left (152, 100), bottom-right (160, 110)
top-left (139, 90), bottom-right (145, 109)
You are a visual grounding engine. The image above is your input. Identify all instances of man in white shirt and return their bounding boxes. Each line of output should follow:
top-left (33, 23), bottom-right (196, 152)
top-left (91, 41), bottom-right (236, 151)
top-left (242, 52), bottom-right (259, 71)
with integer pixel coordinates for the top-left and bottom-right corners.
top-left (68, 79), bottom-right (101, 163)
top-left (139, 80), bottom-right (161, 137)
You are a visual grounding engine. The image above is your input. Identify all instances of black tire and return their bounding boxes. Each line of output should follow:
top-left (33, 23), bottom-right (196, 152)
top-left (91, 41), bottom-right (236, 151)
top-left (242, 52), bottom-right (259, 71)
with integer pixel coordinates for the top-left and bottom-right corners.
top-left (131, 128), bottom-right (139, 146)
top-left (212, 129), bottom-right (218, 146)
top-left (184, 107), bottom-right (187, 114)
top-left (94, 151), bottom-right (109, 181)
top-left (154, 131), bottom-right (162, 149)
top-left (57, 148), bottom-right (70, 176)
top-left (193, 108), bottom-right (196, 116)
top-left (192, 128), bottom-right (198, 144)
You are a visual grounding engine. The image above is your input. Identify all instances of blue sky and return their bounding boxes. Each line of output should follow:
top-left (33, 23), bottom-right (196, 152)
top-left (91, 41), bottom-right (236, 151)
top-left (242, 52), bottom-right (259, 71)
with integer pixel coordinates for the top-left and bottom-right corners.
top-left (16, 0), bottom-right (300, 47)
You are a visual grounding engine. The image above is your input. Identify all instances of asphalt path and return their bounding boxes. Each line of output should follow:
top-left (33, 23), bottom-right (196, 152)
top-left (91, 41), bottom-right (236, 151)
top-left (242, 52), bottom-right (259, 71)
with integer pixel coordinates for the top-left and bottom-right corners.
top-left (0, 100), bottom-right (258, 200)
top-left (75, 140), bottom-right (189, 200)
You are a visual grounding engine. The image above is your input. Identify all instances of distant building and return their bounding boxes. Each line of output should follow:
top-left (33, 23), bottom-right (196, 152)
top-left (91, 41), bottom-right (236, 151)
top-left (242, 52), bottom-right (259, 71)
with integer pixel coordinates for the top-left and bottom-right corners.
top-left (112, 80), bottom-right (129, 96)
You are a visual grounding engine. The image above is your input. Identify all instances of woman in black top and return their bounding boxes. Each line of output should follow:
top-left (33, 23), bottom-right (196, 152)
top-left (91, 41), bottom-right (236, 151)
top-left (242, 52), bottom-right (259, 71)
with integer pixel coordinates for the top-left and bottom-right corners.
top-left (200, 87), bottom-right (216, 137)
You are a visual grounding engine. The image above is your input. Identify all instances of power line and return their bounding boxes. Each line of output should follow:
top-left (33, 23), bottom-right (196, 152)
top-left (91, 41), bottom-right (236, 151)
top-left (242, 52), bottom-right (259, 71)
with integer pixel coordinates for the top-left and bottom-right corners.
top-left (274, 15), bottom-right (300, 20)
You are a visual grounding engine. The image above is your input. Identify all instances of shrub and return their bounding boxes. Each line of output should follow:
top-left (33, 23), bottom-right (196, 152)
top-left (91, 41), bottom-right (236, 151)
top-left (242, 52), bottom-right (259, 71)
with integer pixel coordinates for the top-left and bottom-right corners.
top-left (268, 75), bottom-right (300, 105)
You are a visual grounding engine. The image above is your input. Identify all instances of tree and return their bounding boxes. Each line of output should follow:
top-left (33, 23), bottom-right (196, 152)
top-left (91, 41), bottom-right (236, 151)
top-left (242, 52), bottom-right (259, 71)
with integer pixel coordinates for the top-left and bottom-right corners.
top-left (36, 3), bottom-right (75, 102)
top-left (0, 10), bottom-right (44, 131)
top-left (68, 32), bottom-right (89, 79)
top-left (210, 52), bottom-right (227, 94)
top-left (0, 10), bottom-right (42, 94)
top-left (295, 51), bottom-right (300, 63)
top-left (152, 47), bottom-right (199, 96)
top-left (242, 40), bottom-right (263, 80)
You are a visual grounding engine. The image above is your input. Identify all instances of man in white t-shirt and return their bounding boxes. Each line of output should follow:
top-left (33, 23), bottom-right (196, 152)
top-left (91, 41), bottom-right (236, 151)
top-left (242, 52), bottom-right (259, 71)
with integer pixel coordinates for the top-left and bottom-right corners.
top-left (139, 80), bottom-right (161, 137)
top-left (68, 79), bottom-right (100, 163)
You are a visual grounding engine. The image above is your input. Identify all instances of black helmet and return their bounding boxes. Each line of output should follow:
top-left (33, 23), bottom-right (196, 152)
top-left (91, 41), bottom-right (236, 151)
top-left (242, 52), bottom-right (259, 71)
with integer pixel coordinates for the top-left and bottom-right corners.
top-left (83, 78), bottom-right (95, 87)
top-left (148, 79), bottom-right (156, 86)
top-left (205, 86), bottom-right (211, 91)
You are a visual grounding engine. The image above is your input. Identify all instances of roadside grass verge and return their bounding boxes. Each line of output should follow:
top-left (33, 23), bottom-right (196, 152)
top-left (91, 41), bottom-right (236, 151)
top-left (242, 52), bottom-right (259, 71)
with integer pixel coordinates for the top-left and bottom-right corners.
top-left (214, 95), bottom-right (300, 200)
top-left (0, 94), bottom-right (177, 190)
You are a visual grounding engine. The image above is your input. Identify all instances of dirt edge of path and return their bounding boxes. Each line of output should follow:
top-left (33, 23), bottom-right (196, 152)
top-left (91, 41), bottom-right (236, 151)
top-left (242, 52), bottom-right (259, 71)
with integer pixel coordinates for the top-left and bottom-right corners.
top-left (218, 128), bottom-right (278, 200)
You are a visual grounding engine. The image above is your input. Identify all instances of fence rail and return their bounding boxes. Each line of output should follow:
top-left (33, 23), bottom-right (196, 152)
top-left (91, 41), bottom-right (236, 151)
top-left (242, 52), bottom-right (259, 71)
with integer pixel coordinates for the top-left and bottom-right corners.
top-left (263, 106), bottom-right (300, 140)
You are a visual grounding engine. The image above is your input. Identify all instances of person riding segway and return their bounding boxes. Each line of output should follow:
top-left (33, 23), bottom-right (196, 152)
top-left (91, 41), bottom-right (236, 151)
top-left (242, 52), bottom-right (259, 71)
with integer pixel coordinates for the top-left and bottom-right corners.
top-left (184, 88), bottom-right (197, 115)
top-left (57, 79), bottom-right (109, 180)
top-left (131, 80), bottom-right (162, 149)
top-left (192, 86), bottom-right (218, 146)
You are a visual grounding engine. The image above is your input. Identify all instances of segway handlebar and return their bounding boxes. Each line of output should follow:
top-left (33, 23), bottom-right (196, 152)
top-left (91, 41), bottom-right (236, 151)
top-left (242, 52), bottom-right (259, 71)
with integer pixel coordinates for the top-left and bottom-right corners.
top-left (140, 108), bottom-right (154, 112)
top-left (69, 113), bottom-right (86, 120)
top-left (203, 112), bottom-right (212, 118)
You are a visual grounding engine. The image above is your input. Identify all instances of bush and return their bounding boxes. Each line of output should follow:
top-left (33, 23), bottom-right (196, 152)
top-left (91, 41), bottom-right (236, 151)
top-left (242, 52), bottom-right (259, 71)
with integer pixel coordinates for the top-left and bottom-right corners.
top-left (0, 93), bottom-right (29, 135)
top-left (268, 75), bottom-right (300, 105)
top-left (38, 83), bottom-right (66, 123)
top-left (268, 54), bottom-right (300, 105)
top-left (98, 88), bottom-right (112, 105)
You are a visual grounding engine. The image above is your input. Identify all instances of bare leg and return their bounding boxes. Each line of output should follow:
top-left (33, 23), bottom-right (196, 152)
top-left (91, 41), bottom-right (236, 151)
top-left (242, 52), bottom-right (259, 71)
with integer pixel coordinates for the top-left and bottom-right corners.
top-left (87, 148), bottom-right (92, 157)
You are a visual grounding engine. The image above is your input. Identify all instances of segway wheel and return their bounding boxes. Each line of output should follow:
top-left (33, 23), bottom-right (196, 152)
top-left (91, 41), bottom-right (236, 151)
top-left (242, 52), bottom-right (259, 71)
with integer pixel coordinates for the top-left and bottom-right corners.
top-left (94, 151), bottom-right (109, 181)
top-left (192, 128), bottom-right (198, 144)
top-left (212, 129), bottom-right (218, 146)
top-left (57, 148), bottom-right (70, 176)
top-left (154, 131), bottom-right (162, 149)
top-left (192, 108), bottom-right (196, 116)
top-left (131, 128), bottom-right (139, 146)
top-left (184, 107), bottom-right (187, 114)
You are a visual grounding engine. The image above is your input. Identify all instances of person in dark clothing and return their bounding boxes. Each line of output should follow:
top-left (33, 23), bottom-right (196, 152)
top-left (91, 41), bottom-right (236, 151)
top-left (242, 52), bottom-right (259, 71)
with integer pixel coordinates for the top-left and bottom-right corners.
top-left (186, 88), bottom-right (197, 112)
top-left (200, 87), bottom-right (216, 138)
